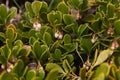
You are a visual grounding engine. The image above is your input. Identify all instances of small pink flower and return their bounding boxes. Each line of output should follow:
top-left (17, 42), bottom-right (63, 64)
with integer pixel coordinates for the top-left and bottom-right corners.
top-left (54, 30), bottom-right (63, 39)
top-left (33, 19), bottom-right (41, 31)
top-left (111, 40), bottom-right (119, 50)
top-left (33, 22), bottom-right (41, 31)
top-left (70, 8), bottom-right (81, 20)
top-left (107, 27), bottom-right (114, 35)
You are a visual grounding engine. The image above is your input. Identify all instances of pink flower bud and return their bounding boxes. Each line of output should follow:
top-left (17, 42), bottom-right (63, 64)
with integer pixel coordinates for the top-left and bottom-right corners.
top-left (111, 40), bottom-right (119, 50)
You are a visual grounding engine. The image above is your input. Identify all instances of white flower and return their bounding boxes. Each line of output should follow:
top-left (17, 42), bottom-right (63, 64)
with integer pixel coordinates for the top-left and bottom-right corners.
top-left (6, 63), bottom-right (14, 73)
top-left (7, 68), bottom-right (11, 73)
top-left (33, 22), bottom-right (41, 31)
top-left (107, 27), bottom-right (114, 35)
top-left (1, 65), bottom-right (5, 69)
top-left (54, 30), bottom-right (63, 39)
top-left (58, 34), bottom-right (63, 39)
top-left (91, 34), bottom-right (98, 43)
top-left (55, 33), bottom-right (59, 38)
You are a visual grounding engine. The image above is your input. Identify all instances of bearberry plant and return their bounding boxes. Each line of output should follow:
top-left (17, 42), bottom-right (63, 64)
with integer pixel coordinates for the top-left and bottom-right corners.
top-left (0, 0), bottom-right (120, 80)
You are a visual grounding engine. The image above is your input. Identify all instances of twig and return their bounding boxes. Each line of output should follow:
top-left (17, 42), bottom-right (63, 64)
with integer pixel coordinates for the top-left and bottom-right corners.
top-left (76, 43), bottom-right (84, 64)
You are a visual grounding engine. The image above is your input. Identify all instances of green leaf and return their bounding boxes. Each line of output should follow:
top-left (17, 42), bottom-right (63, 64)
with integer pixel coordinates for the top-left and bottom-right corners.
top-left (67, 0), bottom-right (83, 9)
top-left (116, 70), bottom-right (120, 80)
top-left (29, 29), bottom-right (38, 38)
top-left (12, 59), bottom-right (24, 77)
top-left (39, 45), bottom-right (48, 59)
top-left (0, 72), bottom-right (18, 80)
top-left (14, 40), bottom-right (23, 46)
top-left (45, 63), bottom-right (63, 73)
top-left (33, 41), bottom-right (48, 59)
top-left (45, 69), bottom-right (60, 80)
top-left (12, 40), bottom-right (23, 56)
top-left (80, 38), bottom-right (93, 53)
top-left (57, 2), bottom-right (70, 14)
top-left (12, 45), bottom-right (22, 56)
top-left (66, 54), bottom-right (74, 64)
top-left (0, 4), bottom-right (7, 22)
top-left (77, 24), bottom-right (88, 36)
top-left (25, 1), bottom-right (34, 18)
top-left (0, 55), bottom-right (6, 64)
top-left (83, 14), bottom-right (96, 22)
top-left (79, 67), bottom-right (86, 80)
top-left (107, 3), bottom-right (115, 18)
top-left (93, 63), bottom-right (109, 78)
top-left (7, 24), bottom-right (16, 32)
top-left (114, 56), bottom-right (120, 67)
top-left (62, 43), bottom-right (77, 52)
top-left (53, 49), bottom-right (62, 61)
top-left (40, 2), bottom-right (48, 13)
top-left (32, 1), bottom-right (42, 16)
top-left (32, 41), bottom-right (41, 59)
top-left (63, 34), bottom-right (71, 44)
top-left (64, 23), bottom-right (76, 32)
top-left (19, 45), bottom-right (31, 57)
top-left (43, 32), bottom-right (53, 46)
top-left (47, 11), bottom-right (62, 24)
top-left (29, 37), bottom-right (36, 46)
top-left (63, 14), bottom-right (76, 25)
top-left (92, 73), bottom-right (105, 80)
top-left (62, 60), bottom-right (70, 73)
top-left (0, 32), bottom-right (5, 41)
top-left (6, 28), bottom-right (15, 42)
top-left (26, 70), bottom-right (36, 80)
top-left (93, 49), bottom-right (113, 67)
top-left (114, 20), bottom-right (120, 35)
top-left (48, 0), bottom-right (61, 11)
top-left (7, 7), bottom-right (17, 22)
top-left (1, 45), bottom-right (11, 59)
top-left (37, 69), bottom-right (45, 80)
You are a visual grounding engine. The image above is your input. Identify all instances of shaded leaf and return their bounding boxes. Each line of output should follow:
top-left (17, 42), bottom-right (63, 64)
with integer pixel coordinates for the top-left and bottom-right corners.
top-left (80, 38), bottom-right (93, 53)
top-left (53, 49), bottom-right (62, 61)
top-left (114, 20), bottom-right (120, 35)
top-left (12, 59), bottom-right (24, 77)
top-left (0, 71), bottom-right (18, 80)
top-left (83, 14), bottom-right (96, 22)
top-left (77, 23), bottom-right (88, 36)
top-left (107, 3), bottom-right (115, 18)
